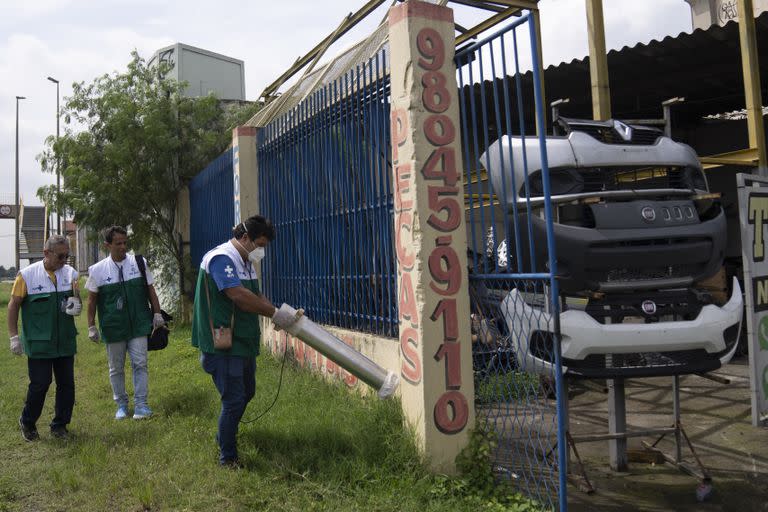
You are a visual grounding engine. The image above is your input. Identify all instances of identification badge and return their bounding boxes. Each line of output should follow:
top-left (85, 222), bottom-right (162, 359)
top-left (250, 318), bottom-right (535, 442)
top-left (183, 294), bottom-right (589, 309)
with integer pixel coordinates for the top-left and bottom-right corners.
top-left (116, 296), bottom-right (124, 310)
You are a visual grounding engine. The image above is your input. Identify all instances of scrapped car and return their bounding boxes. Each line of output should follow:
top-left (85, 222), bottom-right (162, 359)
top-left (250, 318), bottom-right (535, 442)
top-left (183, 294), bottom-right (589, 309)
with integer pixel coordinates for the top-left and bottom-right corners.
top-left (479, 118), bottom-right (743, 378)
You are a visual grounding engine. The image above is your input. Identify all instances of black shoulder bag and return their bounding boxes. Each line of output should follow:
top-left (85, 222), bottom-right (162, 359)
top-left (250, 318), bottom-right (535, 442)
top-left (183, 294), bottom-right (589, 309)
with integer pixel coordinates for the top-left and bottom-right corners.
top-left (136, 254), bottom-right (173, 351)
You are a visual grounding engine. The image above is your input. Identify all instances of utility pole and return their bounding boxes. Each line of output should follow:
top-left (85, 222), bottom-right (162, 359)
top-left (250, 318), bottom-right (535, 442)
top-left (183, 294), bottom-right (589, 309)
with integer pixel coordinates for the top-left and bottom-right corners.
top-left (15, 95), bottom-right (26, 271)
top-left (47, 76), bottom-right (61, 233)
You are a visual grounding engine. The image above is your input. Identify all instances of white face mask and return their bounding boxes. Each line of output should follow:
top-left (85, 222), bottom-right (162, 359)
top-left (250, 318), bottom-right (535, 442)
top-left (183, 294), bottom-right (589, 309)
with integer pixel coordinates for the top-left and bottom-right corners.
top-left (235, 238), bottom-right (265, 264)
top-left (249, 246), bottom-right (265, 264)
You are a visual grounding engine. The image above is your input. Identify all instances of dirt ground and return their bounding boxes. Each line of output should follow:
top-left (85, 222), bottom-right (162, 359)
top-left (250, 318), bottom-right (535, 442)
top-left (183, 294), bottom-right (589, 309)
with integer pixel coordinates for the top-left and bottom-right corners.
top-left (566, 357), bottom-right (768, 511)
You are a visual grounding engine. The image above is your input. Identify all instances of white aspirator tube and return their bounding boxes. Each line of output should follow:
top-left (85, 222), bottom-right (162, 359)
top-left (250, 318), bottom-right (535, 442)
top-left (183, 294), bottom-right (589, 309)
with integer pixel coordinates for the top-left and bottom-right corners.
top-left (276, 304), bottom-right (399, 399)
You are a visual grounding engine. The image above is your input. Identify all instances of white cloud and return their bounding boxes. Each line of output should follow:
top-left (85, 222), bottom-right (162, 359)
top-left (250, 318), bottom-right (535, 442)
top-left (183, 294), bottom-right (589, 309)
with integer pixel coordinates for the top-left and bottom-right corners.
top-left (0, 0), bottom-right (694, 266)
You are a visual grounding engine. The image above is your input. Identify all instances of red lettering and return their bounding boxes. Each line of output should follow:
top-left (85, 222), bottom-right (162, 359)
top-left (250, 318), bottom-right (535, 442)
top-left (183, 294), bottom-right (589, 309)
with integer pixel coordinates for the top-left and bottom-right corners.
top-left (394, 163), bottom-right (413, 211)
top-left (422, 147), bottom-right (458, 186)
top-left (434, 391), bottom-right (469, 434)
top-left (391, 108), bottom-right (408, 163)
top-left (424, 115), bottom-right (455, 146)
top-left (398, 271), bottom-right (419, 327)
top-left (400, 327), bottom-right (422, 384)
top-left (416, 27), bottom-right (445, 71)
top-left (427, 186), bottom-right (461, 232)
top-left (429, 246), bottom-right (462, 295)
top-left (434, 342), bottom-right (462, 389)
top-left (431, 299), bottom-right (458, 341)
top-left (395, 211), bottom-right (416, 269)
top-left (422, 71), bottom-right (450, 113)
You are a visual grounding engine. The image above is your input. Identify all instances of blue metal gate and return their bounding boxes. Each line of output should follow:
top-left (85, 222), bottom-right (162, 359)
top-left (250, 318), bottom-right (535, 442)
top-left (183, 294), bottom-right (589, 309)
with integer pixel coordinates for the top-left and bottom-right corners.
top-left (189, 149), bottom-right (235, 269)
top-left (257, 50), bottom-right (397, 337)
top-left (456, 14), bottom-right (567, 511)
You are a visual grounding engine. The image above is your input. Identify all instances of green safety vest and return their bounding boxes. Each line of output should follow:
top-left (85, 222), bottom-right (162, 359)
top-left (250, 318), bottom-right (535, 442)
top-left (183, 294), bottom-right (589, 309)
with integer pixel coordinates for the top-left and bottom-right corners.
top-left (88, 255), bottom-right (151, 343)
top-left (192, 242), bottom-right (261, 357)
top-left (19, 261), bottom-right (78, 359)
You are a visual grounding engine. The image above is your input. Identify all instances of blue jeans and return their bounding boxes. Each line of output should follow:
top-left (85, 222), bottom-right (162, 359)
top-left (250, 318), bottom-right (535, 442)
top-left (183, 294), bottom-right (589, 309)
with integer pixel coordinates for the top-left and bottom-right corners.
top-left (106, 336), bottom-right (149, 408)
top-left (200, 352), bottom-right (256, 463)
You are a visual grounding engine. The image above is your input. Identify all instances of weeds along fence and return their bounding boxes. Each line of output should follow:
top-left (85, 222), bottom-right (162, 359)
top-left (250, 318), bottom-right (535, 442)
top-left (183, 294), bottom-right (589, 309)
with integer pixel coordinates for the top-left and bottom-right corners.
top-left (257, 50), bottom-right (397, 338)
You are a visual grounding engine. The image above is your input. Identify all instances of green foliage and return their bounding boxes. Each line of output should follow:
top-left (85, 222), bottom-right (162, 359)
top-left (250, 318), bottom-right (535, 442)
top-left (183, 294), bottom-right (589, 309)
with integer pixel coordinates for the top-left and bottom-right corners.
top-left (0, 280), bottom-right (540, 511)
top-left (36, 51), bottom-right (261, 309)
top-left (451, 421), bottom-right (545, 511)
top-left (475, 370), bottom-right (542, 404)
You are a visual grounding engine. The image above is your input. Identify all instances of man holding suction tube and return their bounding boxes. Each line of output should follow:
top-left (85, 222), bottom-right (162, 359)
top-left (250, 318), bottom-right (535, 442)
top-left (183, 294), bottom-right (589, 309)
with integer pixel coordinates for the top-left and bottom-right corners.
top-left (192, 214), bottom-right (303, 468)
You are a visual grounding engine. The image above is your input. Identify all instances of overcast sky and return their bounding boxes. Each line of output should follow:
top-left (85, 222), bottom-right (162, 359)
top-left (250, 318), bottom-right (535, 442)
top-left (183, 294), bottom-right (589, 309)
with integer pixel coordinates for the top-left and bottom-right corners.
top-left (0, 0), bottom-right (693, 267)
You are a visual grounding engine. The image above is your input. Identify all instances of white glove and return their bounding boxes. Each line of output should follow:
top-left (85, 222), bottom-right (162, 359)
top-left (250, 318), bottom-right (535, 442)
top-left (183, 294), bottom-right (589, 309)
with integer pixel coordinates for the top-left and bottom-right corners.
top-left (65, 297), bottom-right (82, 316)
top-left (272, 303), bottom-right (305, 334)
top-left (10, 335), bottom-right (22, 356)
top-left (88, 325), bottom-right (100, 342)
top-left (152, 313), bottom-right (166, 330)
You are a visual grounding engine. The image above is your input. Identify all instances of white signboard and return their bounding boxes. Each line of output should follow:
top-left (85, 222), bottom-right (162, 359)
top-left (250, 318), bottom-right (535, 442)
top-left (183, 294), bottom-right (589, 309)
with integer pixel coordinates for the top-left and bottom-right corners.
top-left (736, 173), bottom-right (768, 426)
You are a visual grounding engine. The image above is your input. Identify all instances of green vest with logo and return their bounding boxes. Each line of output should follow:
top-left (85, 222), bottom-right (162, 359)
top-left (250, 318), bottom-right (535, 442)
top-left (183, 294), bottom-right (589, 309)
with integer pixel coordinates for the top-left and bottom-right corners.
top-left (192, 242), bottom-right (261, 357)
top-left (19, 261), bottom-right (78, 359)
top-left (89, 255), bottom-right (152, 343)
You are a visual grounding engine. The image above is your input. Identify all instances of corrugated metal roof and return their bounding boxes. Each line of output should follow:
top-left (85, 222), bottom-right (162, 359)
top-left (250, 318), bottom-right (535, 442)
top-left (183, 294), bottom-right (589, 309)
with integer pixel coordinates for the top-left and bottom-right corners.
top-left (539, 12), bottom-right (768, 123)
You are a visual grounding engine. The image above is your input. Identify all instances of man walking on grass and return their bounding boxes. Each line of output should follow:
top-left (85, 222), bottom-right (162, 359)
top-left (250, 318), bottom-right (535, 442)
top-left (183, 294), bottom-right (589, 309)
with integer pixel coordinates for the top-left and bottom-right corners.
top-left (86, 226), bottom-right (165, 420)
top-left (7, 235), bottom-right (82, 441)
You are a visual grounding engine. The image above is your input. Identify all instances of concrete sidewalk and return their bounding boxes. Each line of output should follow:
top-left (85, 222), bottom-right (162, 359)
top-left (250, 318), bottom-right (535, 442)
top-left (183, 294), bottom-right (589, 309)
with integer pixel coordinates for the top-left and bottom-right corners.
top-left (566, 358), bottom-right (768, 511)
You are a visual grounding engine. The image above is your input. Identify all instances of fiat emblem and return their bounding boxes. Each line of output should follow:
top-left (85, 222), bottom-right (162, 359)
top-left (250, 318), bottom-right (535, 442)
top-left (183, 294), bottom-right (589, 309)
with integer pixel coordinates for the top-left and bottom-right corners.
top-left (641, 206), bottom-right (656, 222)
top-left (641, 300), bottom-right (657, 315)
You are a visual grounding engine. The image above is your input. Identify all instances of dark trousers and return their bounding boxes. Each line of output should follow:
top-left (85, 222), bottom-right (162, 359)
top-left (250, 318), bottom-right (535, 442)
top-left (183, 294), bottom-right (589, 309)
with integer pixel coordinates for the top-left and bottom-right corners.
top-left (200, 353), bottom-right (256, 462)
top-left (21, 356), bottom-right (75, 429)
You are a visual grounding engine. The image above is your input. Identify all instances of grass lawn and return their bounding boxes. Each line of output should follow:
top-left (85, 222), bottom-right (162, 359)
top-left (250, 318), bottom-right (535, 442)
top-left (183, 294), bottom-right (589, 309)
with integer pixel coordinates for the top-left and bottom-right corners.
top-left (0, 281), bottom-right (540, 511)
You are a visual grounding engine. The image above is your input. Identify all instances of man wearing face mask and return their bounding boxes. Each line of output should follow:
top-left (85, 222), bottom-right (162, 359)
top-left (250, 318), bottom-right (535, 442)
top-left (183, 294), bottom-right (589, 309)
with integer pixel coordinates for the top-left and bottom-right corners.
top-left (192, 214), bottom-right (303, 468)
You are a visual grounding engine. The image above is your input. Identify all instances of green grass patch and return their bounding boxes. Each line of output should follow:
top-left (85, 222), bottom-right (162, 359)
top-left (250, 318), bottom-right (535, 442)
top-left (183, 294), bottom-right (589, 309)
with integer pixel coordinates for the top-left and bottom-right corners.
top-left (0, 280), bottom-right (542, 511)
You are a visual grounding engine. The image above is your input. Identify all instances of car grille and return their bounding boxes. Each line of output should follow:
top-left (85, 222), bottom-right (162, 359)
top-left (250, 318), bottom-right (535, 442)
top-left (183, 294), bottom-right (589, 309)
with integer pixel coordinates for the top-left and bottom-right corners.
top-left (583, 289), bottom-right (707, 324)
top-left (578, 166), bottom-right (689, 193)
top-left (572, 125), bottom-right (662, 145)
top-left (602, 264), bottom-right (701, 284)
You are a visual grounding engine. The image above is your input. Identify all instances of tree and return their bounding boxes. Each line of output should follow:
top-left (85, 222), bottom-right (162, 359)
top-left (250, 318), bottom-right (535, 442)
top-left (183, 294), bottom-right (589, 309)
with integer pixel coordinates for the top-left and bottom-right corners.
top-left (0, 266), bottom-right (6, 279)
top-left (38, 51), bottom-right (260, 308)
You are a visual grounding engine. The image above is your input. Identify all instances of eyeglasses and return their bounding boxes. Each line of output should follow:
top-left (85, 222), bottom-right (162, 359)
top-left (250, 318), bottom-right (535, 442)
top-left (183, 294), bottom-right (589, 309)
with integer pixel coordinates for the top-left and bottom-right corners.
top-left (55, 253), bottom-right (70, 261)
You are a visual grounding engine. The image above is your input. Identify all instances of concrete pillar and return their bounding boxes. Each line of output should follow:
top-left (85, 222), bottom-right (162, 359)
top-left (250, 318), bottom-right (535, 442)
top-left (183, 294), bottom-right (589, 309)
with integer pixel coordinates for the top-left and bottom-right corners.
top-left (388, 0), bottom-right (475, 474)
top-left (233, 126), bottom-right (260, 224)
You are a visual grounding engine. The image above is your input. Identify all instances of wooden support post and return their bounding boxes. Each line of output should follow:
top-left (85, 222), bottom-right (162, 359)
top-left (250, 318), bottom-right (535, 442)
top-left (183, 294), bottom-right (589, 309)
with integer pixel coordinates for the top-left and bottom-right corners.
top-left (585, 0), bottom-right (611, 120)
top-left (736, 0), bottom-right (767, 174)
top-left (608, 378), bottom-right (628, 471)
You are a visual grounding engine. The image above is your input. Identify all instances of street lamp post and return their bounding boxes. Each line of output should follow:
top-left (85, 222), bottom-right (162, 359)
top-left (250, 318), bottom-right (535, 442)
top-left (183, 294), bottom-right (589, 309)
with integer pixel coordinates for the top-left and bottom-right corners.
top-left (15, 95), bottom-right (26, 272)
top-left (47, 76), bottom-right (60, 235)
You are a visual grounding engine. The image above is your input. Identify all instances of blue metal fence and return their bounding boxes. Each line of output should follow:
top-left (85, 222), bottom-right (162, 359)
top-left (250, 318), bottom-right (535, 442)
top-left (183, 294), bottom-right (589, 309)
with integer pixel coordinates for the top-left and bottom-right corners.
top-left (457, 14), bottom-right (567, 511)
top-left (257, 50), bottom-right (397, 338)
top-left (189, 148), bottom-right (235, 269)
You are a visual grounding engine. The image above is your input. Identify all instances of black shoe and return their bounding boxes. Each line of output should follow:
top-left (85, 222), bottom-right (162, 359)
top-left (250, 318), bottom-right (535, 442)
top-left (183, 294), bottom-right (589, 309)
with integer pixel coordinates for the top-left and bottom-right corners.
top-left (50, 426), bottom-right (70, 440)
top-left (19, 418), bottom-right (39, 442)
top-left (219, 458), bottom-right (243, 469)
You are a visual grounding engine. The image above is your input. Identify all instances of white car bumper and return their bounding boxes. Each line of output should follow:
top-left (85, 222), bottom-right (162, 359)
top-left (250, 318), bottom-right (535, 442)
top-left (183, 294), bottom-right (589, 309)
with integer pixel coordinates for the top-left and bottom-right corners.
top-left (499, 277), bottom-right (743, 375)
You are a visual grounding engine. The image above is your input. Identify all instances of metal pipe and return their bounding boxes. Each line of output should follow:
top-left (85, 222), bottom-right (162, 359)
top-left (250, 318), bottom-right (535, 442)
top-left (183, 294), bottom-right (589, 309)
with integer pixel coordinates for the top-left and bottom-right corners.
top-left (281, 305), bottom-right (398, 399)
top-left (15, 95), bottom-right (25, 272)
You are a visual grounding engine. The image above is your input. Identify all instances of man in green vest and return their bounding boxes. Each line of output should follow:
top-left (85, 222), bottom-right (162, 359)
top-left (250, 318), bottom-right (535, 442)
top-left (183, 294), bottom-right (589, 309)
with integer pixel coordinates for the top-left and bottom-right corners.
top-left (86, 226), bottom-right (164, 420)
top-left (192, 215), bottom-right (302, 467)
top-left (7, 235), bottom-right (82, 441)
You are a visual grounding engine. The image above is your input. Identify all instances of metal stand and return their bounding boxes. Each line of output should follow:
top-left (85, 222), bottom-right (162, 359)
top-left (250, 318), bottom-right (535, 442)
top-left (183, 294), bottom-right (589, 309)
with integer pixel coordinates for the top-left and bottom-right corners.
top-left (553, 374), bottom-right (714, 494)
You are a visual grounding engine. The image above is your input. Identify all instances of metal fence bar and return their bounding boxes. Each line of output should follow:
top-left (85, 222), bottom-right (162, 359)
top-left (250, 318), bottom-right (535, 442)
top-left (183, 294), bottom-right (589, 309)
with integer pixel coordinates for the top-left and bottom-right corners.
top-left (257, 50), bottom-right (396, 338)
top-left (457, 13), bottom-right (566, 511)
top-left (189, 148), bottom-right (234, 269)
